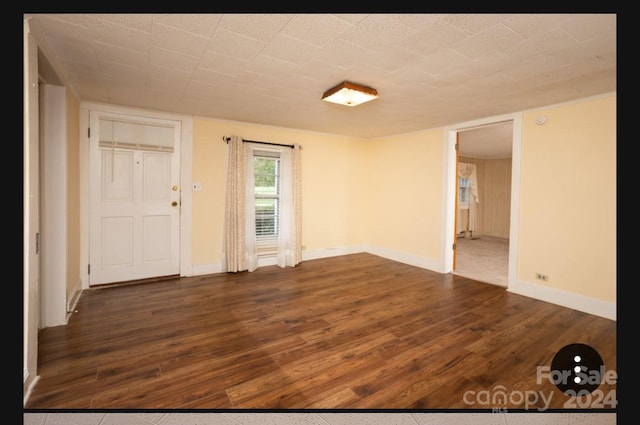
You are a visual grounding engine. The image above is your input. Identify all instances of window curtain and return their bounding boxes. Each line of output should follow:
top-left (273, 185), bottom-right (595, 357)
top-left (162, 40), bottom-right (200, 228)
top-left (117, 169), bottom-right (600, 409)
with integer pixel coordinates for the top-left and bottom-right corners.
top-left (222, 136), bottom-right (256, 272)
top-left (458, 162), bottom-right (480, 233)
top-left (222, 136), bottom-right (301, 272)
top-left (276, 145), bottom-right (302, 268)
top-left (244, 143), bottom-right (258, 272)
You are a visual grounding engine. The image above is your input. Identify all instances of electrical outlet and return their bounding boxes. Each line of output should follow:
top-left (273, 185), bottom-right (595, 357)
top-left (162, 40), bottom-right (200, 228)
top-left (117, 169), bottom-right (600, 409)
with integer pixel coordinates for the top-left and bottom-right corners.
top-left (536, 273), bottom-right (549, 282)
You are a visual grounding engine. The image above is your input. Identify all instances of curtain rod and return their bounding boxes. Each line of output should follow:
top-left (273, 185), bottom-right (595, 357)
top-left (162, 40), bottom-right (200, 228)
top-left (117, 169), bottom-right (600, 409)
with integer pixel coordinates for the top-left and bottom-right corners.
top-left (222, 136), bottom-right (297, 149)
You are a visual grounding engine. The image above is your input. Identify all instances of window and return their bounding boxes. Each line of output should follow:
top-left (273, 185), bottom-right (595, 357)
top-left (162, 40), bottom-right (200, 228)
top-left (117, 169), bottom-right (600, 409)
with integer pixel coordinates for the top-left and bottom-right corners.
top-left (253, 150), bottom-right (280, 254)
top-left (222, 136), bottom-right (301, 273)
top-left (458, 176), bottom-right (470, 209)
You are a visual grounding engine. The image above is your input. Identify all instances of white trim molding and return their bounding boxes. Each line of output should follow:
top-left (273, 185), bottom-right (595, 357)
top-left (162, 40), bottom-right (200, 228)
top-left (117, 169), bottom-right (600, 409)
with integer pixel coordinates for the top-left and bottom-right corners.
top-left (302, 245), bottom-right (366, 262)
top-left (509, 279), bottom-right (616, 321)
top-left (23, 373), bottom-right (40, 407)
top-left (191, 245), bottom-right (368, 276)
top-left (365, 245), bottom-right (441, 273)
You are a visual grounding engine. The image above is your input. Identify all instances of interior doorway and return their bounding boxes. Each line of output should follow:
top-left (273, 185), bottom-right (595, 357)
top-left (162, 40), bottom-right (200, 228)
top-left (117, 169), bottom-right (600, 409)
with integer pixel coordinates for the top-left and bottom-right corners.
top-left (444, 113), bottom-right (523, 290)
top-left (453, 122), bottom-right (512, 287)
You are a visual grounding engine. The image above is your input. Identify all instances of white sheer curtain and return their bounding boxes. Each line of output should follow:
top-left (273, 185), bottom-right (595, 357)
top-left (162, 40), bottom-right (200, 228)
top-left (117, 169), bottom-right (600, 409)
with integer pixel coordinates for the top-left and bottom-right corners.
top-left (221, 136), bottom-right (248, 272)
top-left (244, 143), bottom-right (258, 272)
top-left (222, 136), bottom-right (301, 272)
top-left (276, 145), bottom-right (302, 268)
top-left (458, 162), bottom-right (480, 233)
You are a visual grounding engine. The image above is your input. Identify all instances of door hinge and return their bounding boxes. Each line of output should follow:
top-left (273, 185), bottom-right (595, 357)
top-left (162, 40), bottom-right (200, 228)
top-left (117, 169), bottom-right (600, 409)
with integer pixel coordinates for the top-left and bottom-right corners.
top-left (88, 127), bottom-right (90, 138)
top-left (455, 142), bottom-right (459, 151)
top-left (452, 243), bottom-right (456, 250)
top-left (88, 264), bottom-right (90, 275)
top-left (35, 232), bottom-right (40, 255)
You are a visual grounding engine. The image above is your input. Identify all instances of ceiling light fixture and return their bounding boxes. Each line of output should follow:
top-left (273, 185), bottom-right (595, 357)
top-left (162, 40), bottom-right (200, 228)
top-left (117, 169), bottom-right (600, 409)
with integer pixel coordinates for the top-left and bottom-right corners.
top-left (321, 81), bottom-right (378, 107)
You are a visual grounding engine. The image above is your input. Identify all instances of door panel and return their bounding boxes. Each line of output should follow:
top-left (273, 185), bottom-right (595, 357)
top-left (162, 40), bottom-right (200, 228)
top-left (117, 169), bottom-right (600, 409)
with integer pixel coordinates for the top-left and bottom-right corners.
top-left (89, 112), bottom-right (180, 285)
top-left (101, 217), bottom-right (134, 267)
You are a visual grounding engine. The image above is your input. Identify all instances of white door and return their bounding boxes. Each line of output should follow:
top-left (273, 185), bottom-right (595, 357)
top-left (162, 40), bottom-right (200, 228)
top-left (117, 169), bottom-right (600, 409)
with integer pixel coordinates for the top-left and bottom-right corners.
top-left (89, 112), bottom-right (181, 285)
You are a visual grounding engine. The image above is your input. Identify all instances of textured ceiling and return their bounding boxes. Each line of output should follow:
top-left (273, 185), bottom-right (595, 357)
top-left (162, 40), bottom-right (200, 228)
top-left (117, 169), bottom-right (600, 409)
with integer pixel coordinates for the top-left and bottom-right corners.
top-left (24, 13), bottom-right (616, 156)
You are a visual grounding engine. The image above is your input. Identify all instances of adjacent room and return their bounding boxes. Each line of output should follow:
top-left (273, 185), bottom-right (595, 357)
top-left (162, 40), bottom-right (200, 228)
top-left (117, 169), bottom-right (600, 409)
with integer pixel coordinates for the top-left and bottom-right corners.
top-left (23, 13), bottom-right (617, 423)
top-left (453, 121), bottom-right (513, 287)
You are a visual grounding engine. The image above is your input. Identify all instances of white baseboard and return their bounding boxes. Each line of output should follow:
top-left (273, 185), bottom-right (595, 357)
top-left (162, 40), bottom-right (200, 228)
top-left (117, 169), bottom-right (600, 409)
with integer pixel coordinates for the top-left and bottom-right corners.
top-left (64, 280), bottom-right (84, 322)
top-left (302, 245), bottom-right (366, 261)
top-left (508, 279), bottom-right (616, 321)
top-left (365, 245), bottom-right (441, 272)
top-left (23, 371), bottom-right (39, 407)
top-left (191, 263), bottom-right (224, 276)
top-left (67, 279), bottom-right (83, 313)
top-left (190, 246), bottom-right (367, 276)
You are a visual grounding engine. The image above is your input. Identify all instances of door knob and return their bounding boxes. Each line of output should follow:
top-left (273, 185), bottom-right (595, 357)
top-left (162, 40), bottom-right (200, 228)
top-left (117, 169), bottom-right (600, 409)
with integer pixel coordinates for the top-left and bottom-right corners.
top-left (172, 201), bottom-right (178, 207)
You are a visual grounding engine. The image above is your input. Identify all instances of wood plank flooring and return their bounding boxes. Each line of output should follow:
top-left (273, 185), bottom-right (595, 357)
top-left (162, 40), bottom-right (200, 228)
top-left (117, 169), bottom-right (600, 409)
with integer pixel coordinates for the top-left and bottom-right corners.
top-left (24, 253), bottom-right (617, 410)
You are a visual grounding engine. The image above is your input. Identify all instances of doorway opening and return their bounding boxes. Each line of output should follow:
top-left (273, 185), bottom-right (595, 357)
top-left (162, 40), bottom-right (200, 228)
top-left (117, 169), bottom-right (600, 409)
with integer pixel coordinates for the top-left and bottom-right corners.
top-left (443, 113), bottom-right (523, 289)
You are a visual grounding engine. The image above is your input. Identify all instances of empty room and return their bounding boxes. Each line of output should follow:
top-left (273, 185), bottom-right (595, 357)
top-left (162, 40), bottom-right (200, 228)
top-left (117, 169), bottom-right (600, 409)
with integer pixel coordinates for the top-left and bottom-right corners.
top-left (23, 13), bottom-right (617, 424)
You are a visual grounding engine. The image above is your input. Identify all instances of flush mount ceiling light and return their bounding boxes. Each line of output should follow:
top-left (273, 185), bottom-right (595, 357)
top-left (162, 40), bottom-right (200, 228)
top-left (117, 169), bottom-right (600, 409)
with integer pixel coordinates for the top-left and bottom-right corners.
top-left (321, 81), bottom-right (378, 107)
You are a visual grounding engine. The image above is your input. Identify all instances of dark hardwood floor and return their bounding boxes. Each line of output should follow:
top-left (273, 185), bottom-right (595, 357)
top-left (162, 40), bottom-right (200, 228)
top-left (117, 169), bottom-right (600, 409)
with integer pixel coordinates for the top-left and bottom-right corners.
top-left (24, 253), bottom-right (617, 410)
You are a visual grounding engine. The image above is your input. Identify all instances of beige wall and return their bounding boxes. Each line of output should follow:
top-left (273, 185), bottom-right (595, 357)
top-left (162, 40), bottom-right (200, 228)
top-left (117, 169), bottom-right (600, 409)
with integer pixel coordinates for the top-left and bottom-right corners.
top-left (365, 128), bottom-right (443, 260)
top-left (299, 129), bottom-right (368, 252)
top-left (458, 156), bottom-right (512, 238)
top-left (362, 94), bottom-right (615, 305)
top-left (66, 89), bottom-right (80, 302)
top-left (191, 119), bottom-right (226, 265)
top-left (191, 118), bottom-right (368, 267)
top-left (67, 94), bottom-right (616, 313)
top-left (518, 95), bottom-right (616, 302)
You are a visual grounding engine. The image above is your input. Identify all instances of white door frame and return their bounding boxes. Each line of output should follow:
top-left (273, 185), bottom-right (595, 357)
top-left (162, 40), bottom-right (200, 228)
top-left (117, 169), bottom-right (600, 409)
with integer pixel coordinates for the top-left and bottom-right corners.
top-left (79, 102), bottom-right (193, 290)
top-left (441, 112), bottom-right (523, 289)
top-left (40, 83), bottom-right (68, 326)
